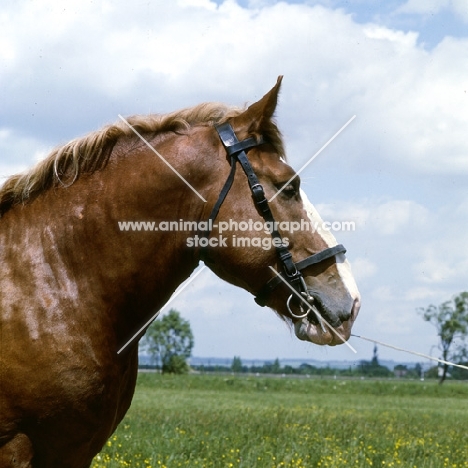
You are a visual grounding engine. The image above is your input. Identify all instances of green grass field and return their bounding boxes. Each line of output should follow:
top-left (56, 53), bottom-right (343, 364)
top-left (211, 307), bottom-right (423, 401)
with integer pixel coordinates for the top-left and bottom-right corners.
top-left (91, 374), bottom-right (468, 468)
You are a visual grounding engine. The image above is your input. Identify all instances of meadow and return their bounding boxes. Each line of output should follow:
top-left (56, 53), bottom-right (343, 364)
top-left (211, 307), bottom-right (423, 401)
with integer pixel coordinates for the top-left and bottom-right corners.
top-left (92, 374), bottom-right (468, 468)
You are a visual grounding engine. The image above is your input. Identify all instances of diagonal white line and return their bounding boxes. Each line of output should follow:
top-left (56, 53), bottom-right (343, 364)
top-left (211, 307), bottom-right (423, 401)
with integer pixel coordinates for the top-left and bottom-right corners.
top-left (352, 334), bottom-right (468, 371)
top-left (117, 266), bottom-right (207, 354)
top-left (269, 115), bottom-right (356, 202)
top-left (268, 266), bottom-right (357, 353)
top-left (118, 114), bottom-right (207, 202)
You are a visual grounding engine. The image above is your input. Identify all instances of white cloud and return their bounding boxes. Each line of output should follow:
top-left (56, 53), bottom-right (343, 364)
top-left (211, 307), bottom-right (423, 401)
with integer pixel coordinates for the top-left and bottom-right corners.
top-left (1, 0), bottom-right (467, 180)
top-left (351, 257), bottom-right (377, 281)
top-left (409, 196), bottom-right (468, 286)
top-left (316, 199), bottom-right (429, 236)
top-left (0, 127), bottom-right (51, 179)
top-left (414, 244), bottom-right (468, 285)
top-left (397, 0), bottom-right (468, 22)
top-left (452, 0), bottom-right (468, 21)
top-left (363, 26), bottom-right (419, 49)
top-left (371, 200), bottom-right (429, 236)
top-left (405, 286), bottom-right (443, 302)
top-left (316, 201), bottom-right (371, 226)
top-left (396, 0), bottom-right (450, 16)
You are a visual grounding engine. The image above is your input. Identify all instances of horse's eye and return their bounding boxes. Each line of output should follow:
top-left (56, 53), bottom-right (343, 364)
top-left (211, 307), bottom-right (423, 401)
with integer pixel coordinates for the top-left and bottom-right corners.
top-left (278, 183), bottom-right (297, 199)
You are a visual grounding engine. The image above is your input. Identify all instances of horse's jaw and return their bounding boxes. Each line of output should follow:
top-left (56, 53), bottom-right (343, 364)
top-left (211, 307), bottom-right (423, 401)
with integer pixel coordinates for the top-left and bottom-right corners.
top-left (293, 299), bottom-right (360, 346)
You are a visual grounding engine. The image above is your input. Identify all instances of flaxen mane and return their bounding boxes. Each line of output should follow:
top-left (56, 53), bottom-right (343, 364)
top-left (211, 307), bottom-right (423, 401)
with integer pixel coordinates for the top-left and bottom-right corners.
top-left (0, 103), bottom-right (285, 216)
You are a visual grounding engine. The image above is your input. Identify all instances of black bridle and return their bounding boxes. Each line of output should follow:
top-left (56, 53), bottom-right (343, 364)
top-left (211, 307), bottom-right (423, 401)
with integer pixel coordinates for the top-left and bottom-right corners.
top-left (200, 122), bottom-right (346, 319)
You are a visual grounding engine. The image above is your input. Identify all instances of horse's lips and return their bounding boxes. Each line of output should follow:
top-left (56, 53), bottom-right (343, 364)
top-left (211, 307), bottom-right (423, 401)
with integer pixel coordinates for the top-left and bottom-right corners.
top-left (294, 296), bottom-right (361, 346)
top-left (294, 319), bottom-right (331, 345)
top-left (294, 319), bottom-right (352, 346)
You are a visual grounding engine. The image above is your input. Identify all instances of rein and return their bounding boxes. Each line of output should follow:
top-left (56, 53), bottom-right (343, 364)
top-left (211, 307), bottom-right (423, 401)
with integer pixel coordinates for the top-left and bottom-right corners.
top-left (201, 123), bottom-right (346, 320)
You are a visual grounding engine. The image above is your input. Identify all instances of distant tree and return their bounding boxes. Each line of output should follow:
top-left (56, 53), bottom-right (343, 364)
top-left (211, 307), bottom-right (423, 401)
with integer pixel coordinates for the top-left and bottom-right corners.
top-left (299, 363), bottom-right (317, 375)
top-left (414, 363), bottom-right (423, 379)
top-left (143, 309), bottom-right (194, 374)
top-left (359, 345), bottom-right (392, 377)
top-left (424, 366), bottom-right (439, 379)
top-left (449, 352), bottom-right (468, 380)
top-left (231, 356), bottom-right (243, 373)
top-left (272, 358), bottom-right (281, 374)
top-left (419, 292), bottom-right (468, 384)
top-left (371, 344), bottom-right (379, 366)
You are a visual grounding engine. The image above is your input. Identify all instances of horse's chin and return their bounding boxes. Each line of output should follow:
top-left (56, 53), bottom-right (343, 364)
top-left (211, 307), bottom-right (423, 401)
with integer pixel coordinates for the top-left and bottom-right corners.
top-left (294, 319), bottom-right (353, 346)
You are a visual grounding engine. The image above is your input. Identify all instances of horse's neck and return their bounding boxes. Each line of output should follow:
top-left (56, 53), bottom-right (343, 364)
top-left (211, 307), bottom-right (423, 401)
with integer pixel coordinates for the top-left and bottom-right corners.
top-left (3, 136), bottom-right (208, 339)
top-left (75, 143), bottom-right (205, 315)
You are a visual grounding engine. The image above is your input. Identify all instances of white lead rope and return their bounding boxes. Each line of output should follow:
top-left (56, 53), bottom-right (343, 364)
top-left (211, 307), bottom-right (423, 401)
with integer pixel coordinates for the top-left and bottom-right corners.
top-left (351, 334), bottom-right (468, 371)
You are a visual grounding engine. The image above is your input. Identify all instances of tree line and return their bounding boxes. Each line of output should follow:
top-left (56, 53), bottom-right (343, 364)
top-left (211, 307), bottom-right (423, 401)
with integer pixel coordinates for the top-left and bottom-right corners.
top-left (141, 292), bottom-right (468, 383)
top-left (194, 351), bottom-right (421, 379)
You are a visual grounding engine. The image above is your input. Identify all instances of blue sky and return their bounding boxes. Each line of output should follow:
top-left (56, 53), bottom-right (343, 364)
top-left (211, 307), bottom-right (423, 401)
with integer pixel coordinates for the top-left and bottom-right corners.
top-left (1, 0), bottom-right (467, 365)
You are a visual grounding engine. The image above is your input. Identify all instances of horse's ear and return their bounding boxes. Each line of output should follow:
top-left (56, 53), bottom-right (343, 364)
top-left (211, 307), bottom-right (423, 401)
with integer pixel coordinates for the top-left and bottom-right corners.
top-left (230, 76), bottom-right (283, 138)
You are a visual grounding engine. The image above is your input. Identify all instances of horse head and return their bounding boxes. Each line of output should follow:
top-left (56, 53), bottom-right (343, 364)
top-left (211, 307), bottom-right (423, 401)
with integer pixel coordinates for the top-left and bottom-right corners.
top-left (200, 77), bottom-right (360, 346)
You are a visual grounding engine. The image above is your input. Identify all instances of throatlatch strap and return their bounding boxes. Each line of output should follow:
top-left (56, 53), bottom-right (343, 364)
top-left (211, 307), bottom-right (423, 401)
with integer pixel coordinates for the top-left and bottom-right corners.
top-left (199, 156), bottom-right (236, 262)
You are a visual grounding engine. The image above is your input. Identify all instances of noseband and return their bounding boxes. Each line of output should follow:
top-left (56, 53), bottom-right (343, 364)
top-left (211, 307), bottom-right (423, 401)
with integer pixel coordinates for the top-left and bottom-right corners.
top-left (200, 123), bottom-right (346, 318)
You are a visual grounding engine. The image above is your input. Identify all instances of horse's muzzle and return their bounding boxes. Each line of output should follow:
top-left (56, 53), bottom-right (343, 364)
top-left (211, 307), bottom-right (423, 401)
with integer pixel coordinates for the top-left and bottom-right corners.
top-left (292, 293), bottom-right (360, 346)
top-left (287, 289), bottom-right (347, 329)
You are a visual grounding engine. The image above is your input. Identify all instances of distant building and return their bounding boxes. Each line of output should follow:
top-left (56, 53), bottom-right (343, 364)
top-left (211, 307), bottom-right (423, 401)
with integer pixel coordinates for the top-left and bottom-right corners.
top-left (394, 364), bottom-right (407, 378)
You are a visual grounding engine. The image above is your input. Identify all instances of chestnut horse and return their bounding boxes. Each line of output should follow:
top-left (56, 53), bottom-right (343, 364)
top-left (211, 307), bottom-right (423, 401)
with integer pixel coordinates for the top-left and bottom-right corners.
top-left (0, 77), bottom-right (360, 467)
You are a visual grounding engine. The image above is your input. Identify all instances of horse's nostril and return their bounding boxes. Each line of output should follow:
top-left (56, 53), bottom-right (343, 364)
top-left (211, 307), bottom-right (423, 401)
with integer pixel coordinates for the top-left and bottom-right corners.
top-left (305, 296), bottom-right (336, 327)
top-left (351, 297), bottom-right (361, 321)
top-left (330, 317), bottom-right (343, 328)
